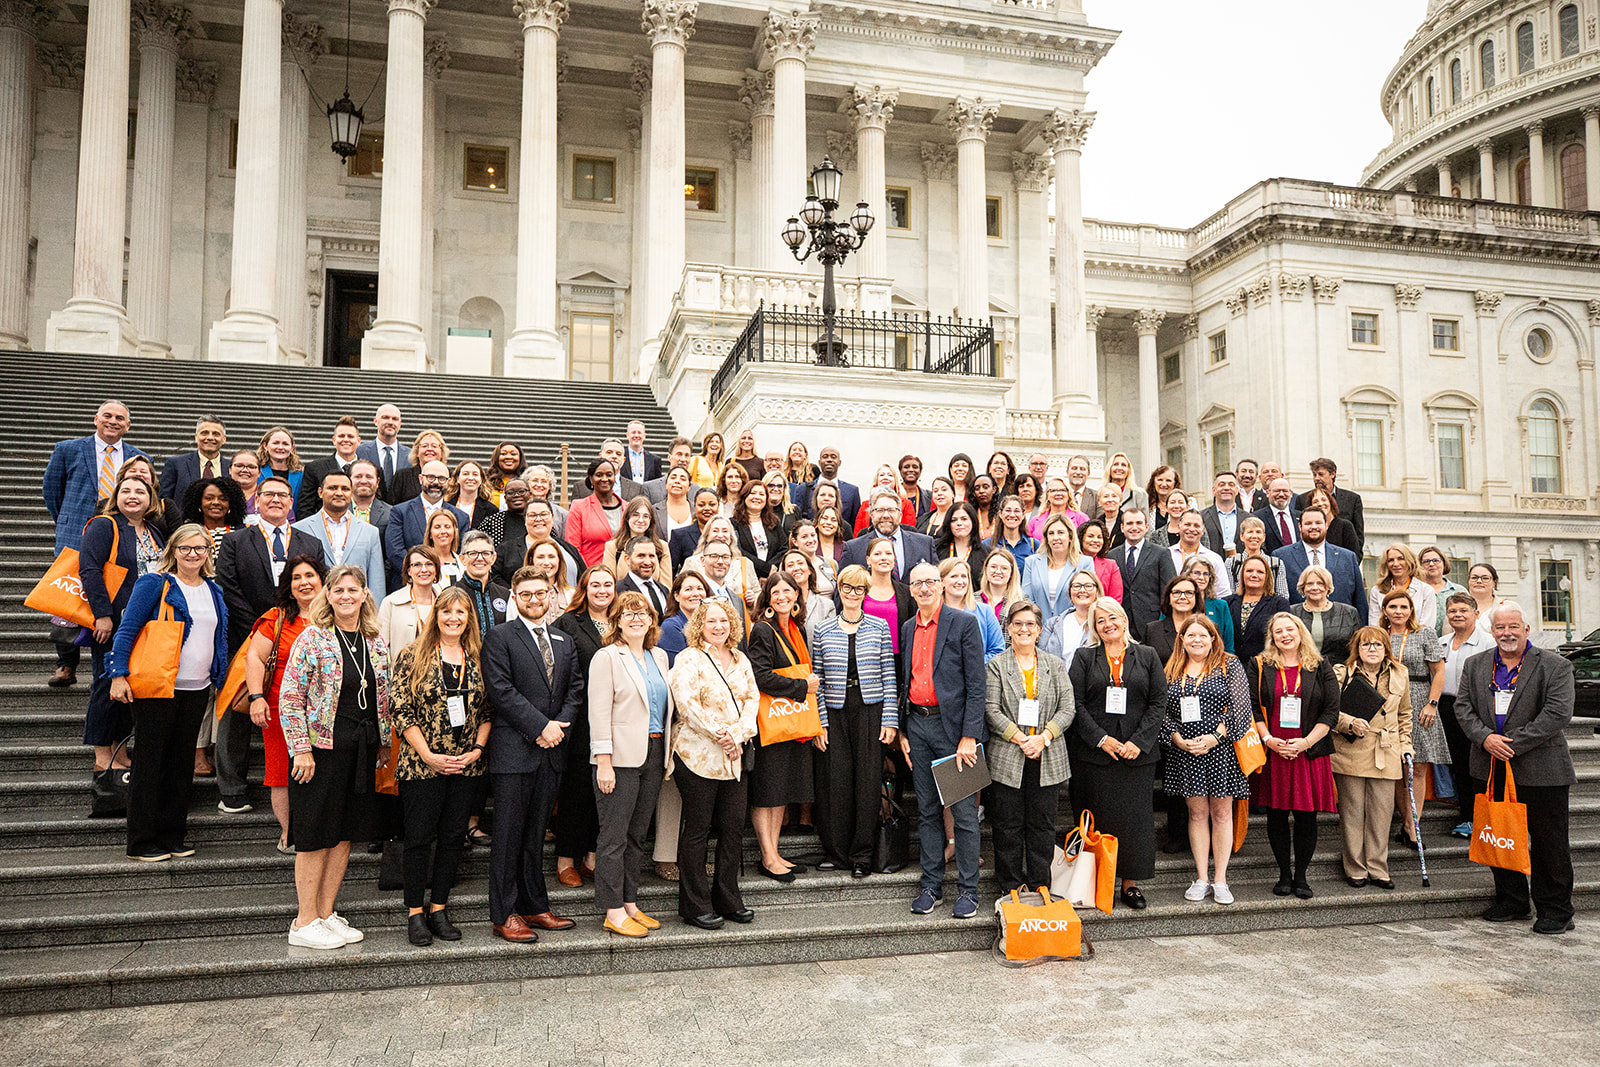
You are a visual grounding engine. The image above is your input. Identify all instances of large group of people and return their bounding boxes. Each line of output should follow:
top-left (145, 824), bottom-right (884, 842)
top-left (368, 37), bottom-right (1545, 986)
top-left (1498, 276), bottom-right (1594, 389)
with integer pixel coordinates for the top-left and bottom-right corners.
top-left (35, 400), bottom-right (1579, 942)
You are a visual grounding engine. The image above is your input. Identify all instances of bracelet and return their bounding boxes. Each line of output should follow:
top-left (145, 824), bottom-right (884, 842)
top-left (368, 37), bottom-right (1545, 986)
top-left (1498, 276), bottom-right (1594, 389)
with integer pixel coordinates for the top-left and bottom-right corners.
top-left (468, 743), bottom-right (485, 753)
top-left (249, 693), bottom-right (266, 702)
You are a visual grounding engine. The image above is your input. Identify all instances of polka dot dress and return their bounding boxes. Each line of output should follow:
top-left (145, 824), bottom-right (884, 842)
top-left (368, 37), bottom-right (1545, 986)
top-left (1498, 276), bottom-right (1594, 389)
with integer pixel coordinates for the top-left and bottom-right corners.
top-left (1392, 629), bottom-right (1448, 764)
top-left (1162, 655), bottom-right (1253, 799)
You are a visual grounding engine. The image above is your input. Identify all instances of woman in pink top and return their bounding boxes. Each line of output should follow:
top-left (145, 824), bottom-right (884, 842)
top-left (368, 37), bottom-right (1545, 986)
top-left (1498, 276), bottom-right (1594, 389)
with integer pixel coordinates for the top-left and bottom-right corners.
top-left (859, 537), bottom-right (913, 654)
top-left (1077, 519), bottom-right (1124, 604)
top-left (1027, 476), bottom-right (1088, 541)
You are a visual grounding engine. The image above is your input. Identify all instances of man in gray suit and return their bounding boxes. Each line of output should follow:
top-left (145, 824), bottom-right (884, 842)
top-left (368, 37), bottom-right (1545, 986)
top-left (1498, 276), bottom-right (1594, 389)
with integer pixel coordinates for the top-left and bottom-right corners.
top-left (642, 436), bottom-right (693, 506)
top-left (290, 470), bottom-right (387, 602)
top-left (1455, 602), bottom-right (1575, 934)
top-left (348, 459), bottom-right (392, 546)
top-left (1109, 508), bottom-right (1177, 641)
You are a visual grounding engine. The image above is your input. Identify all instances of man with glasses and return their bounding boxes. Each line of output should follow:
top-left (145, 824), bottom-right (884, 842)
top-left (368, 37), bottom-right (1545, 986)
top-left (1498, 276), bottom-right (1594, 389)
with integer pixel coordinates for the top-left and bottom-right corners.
top-left (452, 531), bottom-right (512, 636)
top-left (482, 568), bottom-right (584, 943)
top-left (840, 488), bottom-right (936, 579)
top-left (899, 562), bottom-right (987, 920)
top-left (216, 475), bottom-right (325, 814)
top-left (291, 470), bottom-right (386, 601)
top-left (694, 542), bottom-right (748, 639)
top-left (384, 459), bottom-right (468, 587)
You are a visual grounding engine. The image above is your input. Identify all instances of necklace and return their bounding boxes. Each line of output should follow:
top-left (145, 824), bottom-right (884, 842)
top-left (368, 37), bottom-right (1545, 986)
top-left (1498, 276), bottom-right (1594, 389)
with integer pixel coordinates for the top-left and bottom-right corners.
top-left (335, 626), bottom-right (370, 712)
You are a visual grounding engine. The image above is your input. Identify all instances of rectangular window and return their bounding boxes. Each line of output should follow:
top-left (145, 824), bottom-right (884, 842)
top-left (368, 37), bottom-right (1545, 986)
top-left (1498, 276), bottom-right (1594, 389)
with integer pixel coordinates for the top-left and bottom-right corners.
top-left (1208, 330), bottom-right (1227, 365)
top-left (1431, 317), bottom-right (1459, 352)
top-left (1437, 423), bottom-right (1465, 489)
top-left (348, 131), bottom-right (383, 179)
top-left (573, 155), bottom-right (616, 202)
top-left (1351, 312), bottom-right (1378, 346)
top-left (684, 167), bottom-right (718, 212)
top-left (886, 188), bottom-right (911, 229)
top-left (1355, 419), bottom-right (1385, 487)
top-left (985, 196), bottom-right (1002, 239)
top-left (463, 144), bottom-right (509, 192)
top-left (568, 313), bottom-right (613, 382)
top-left (1210, 431), bottom-right (1232, 476)
top-left (894, 332), bottom-right (913, 371)
top-left (1560, 5), bottom-right (1580, 58)
top-left (1539, 560), bottom-right (1572, 628)
top-left (1162, 351), bottom-right (1181, 385)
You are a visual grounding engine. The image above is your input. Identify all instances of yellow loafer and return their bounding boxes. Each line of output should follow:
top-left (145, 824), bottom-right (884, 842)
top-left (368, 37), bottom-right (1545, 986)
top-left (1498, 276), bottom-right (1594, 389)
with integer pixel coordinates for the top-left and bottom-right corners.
top-left (628, 910), bottom-right (661, 930)
top-left (603, 916), bottom-right (649, 938)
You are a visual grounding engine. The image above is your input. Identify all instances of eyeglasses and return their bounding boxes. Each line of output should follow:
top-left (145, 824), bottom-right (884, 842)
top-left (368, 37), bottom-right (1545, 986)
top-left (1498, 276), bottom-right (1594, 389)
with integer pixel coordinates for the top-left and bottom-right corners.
top-left (174, 545), bottom-right (208, 557)
top-left (1359, 641), bottom-right (1387, 649)
top-left (839, 584), bottom-right (868, 595)
top-left (462, 550), bottom-right (494, 560)
top-left (513, 589), bottom-right (550, 601)
top-left (909, 579), bottom-right (941, 589)
top-left (1170, 590), bottom-right (1196, 598)
top-left (620, 609), bottom-right (653, 622)
top-left (258, 490), bottom-right (291, 500)
top-left (1009, 621), bottom-right (1040, 631)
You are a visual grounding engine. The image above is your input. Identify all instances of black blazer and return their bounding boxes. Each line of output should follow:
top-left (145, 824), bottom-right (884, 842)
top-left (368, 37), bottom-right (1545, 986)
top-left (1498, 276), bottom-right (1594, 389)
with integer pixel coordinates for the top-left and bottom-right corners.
top-left (1109, 540), bottom-right (1177, 641)
top-left (1200, 505), bottom-right (1247, 558)
top-left (747, 618), bottom-right (809, 700)
top-left (551, 610), bottom-right (605, 681)
top-left (1289, 602), bottom-right (1361, 665)
top-left (1323, 516), bottom-right (1361, 556)
top-left (621, 449), bottom-right (663, 483)
top-left (1253, 505), bottom-right (1300, 555)
top-left (215, 524), bottom-right (326, 651)
top-left (1243, 488), bottom-right (1269, 512)
top-left (387, 466), bottom-right (422, 505)
top-left (1066, 643), bottom-right (1167, 766)
top-left (1294, 486), bottom-right (1364, 546)
top-left (1143, 616), bottom-right (1177, 666)
top-left (297, 455), bottom-right (356, 518)
top-left (451, 497), bottom-right (497, 532)
top-left (482, 616), bottom-right (584, 775)
top-left (79, 514), bottom-right (159, 622)
top-left (619, 572), bottom-right (672, 616)
top-left (1246, 655), bottom-right (1341, 760)
top-left (734, 520), bottom-right (788, 580)
top-left (668, 523), bottom-right (705, 573)
top-left (158, 451), bottom-right (213, 510)
top-left (494, 532), bottom-right (583, 587)
top-left (1225, 593), bottom-right (1292, 662)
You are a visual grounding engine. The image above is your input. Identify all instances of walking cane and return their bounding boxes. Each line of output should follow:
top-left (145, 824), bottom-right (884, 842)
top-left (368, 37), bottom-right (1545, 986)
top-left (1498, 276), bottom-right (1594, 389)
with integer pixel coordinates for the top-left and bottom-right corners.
top-left (1403, 753), bottom-right (1430, 887)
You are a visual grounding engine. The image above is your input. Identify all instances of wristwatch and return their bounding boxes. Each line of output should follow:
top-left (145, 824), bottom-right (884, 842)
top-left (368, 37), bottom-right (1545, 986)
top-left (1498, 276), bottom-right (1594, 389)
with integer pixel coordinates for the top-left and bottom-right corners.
top-left (249, 693), bottom-right (266, 702)
top-left (1426, 699), bottom-right (1439, 708)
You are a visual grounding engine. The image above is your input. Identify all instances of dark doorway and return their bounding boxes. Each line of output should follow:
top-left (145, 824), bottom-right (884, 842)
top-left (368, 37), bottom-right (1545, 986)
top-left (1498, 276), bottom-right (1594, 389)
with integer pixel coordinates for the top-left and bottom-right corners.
top-left (324, 270), bottom-right (378, 367)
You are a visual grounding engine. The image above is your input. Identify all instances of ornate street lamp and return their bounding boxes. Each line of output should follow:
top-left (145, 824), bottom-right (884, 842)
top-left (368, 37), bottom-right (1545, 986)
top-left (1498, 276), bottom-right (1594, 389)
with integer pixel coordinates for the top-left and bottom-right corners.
top-left (782, 156), bottom-right (873, 366)
top-left (325, 0), bottom-right (366, 159)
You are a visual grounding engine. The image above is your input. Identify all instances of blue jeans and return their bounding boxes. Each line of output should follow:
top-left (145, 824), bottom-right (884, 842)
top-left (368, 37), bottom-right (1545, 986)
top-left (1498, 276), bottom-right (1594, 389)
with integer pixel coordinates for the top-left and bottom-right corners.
top-left (906, 712), bottom-right (980, 896)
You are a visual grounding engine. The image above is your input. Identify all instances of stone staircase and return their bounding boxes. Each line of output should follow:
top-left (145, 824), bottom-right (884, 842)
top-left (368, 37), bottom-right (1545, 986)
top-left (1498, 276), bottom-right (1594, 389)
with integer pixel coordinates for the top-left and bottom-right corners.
top-left (0, 351), bottom-right (1594, 1014)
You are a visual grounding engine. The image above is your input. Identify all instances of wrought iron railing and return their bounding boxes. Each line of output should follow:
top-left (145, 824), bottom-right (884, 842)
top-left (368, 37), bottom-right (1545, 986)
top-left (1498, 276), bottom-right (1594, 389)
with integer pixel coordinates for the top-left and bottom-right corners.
top-left (708, 303), bottom-right (996, 408)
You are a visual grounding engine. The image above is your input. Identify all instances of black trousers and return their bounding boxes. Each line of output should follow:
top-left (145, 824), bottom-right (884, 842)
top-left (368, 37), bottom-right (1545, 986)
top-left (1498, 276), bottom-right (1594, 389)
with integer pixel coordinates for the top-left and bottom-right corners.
top-left (57, 639), bottom-right (80, 670)
top-left (814, 693), bottom-right (883, 867)
top-left (593, 737), bottom-right (666, 911)
top-left (552, 725), bottom-right (599, 859)
top-left (126, 689), bottom-right (210, 856)
top-left (1472, 774), bottom-right (1575, 923)
top-left (674, 758), bottom-right (748, 919)
top-left (989, 758), bottom-right (1061, 894)
top-left (83, 641), bottom-right (131, 747)
top-left (399, 774), bottom-right (478, 909)
top-left (1439, 695), bottom-right (1475, 824)
top-left (487, 766), bottom-right (562, 924)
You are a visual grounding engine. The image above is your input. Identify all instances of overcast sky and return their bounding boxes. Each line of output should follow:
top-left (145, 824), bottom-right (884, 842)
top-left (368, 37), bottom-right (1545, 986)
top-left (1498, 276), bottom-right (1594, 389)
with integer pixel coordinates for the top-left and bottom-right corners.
top-left (1079, 0), bottom-right (1424, 225)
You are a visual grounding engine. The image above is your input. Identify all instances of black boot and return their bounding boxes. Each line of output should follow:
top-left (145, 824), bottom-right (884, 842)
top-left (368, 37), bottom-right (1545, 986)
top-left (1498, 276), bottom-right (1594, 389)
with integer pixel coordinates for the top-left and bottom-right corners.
top-left (408, 912), bottom-right (433, 946)
top-left (426, 907), bottom-right (462, 941)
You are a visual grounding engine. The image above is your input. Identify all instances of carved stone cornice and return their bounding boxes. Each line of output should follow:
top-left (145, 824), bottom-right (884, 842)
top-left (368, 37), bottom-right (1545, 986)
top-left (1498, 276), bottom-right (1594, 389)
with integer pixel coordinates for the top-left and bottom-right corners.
top-left (847, 84), bottom-right (896, 134)
top-left (1277, 273), bottom-right (1308, 301)
top-left (0, 0), bottom-right (54, 36)
top-left (1133, 309), bottom-right (1165, 337)
top-left (281, 11), bottom-right (327, 67)
top-left (945, 97), bottom-right (997, 143)
top-left (1085, 305), bottom-right (1107, 331)
top-left (1394, 282), bottom-right (1425, 309)
top-left (761, 9), bottom-right (818, 65)
top-left (825, 129), bottom-right (855, 171)
top-left (1011, 152), bottom-right (1049, 193)
top-left (739, 68), bottom-right (772, 117)
top-left (1587, 299), bottom-right (1600, 326)
top-left (132, 0), bottom-right (195, 53)
top-left (388, 0), bottom-right (437, 16)
top-left (641, 0), bottom-right (696, 48)
top-left (1474, 289), bottom-right (1504, 316)
top-left (631, 56), bottom-right (652, 103)
top-left (35, 44), bottom-right (83, 90)
top-left (513, 0), bottom-right (567, 33)
top-left (920, 142), bottom-right (956, 182)
top-left (728, 120), bottom-right (751, 161)
top-left (1040, 108), bottom-right (1093, 154)
top-left (811, 1), bottom-right (1115, 72)
top-left (175, 58), bottom-right (217, 103)
top-left (1312, 275), bottom-right (1342, 303)
top-left (423, 34), bottom-right (451, 79)
top-left (1180, 314), bottom-right (1200, 341)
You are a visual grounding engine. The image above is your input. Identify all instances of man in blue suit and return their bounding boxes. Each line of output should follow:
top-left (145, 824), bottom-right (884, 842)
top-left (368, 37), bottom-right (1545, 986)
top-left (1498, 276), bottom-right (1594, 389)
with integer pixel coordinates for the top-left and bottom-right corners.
top-left (157, 415), bottom-right (227, 511)
top-left (41, 401), bottom-right (146, 687)
top-left (290, 470), bottom-right (387, 603)
top-left (840, 488), bottom-right (936, 580)
top-left (898, 562), bottom-right (987, 920)
top-left (790, 445), bottom-right (861, 528)
top-left (1273, 505), bottom-right (1366, 615)
top-left (384, 460), bottom-right (468, 588)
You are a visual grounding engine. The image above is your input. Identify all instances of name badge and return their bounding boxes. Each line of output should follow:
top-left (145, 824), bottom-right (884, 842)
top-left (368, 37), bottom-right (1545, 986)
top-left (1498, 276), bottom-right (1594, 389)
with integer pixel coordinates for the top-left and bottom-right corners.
top-left (1105, 687), bottom-right (1128, 716)
top-left (447, 695), bottom-right (466, 728)
top-left (1494, 690), bottom-right (1512, 723)
top-left (1279, 695), bottom-right (1302, 730)
top-left (270, 560), bottom-right (287, 583)
top-left (1017, 698), bottom-right (1041, 729)
top-left (1180, 695), bottom-right (1202, 723)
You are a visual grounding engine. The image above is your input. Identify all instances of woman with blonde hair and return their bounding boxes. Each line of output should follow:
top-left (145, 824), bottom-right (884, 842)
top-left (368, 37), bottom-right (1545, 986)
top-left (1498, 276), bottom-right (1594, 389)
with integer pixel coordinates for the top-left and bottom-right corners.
top-left (1227, 517), bottom-right (1289, 598)
top-left (448, 460), bottom-right (494, 531)
top-left (783, 441), bottom-right (818, 487)
top-left (1103, 451), bottom-right (1146, 513)
top-left (689, 432), bottom-right (725, 488)
top-left (388, 431), bottom-right (450, 504)
top-left (978, 548), bottom-right (1022, 627)
top-left (1370, 543), bottom-right (1436, 629)
top-left (1021, 514), bottom-right (1090, 622)
top-left (256, 427), bottom-right (304, 515)
top-left (939, 556), bottom-right (1005, 660)
top-left (425, 509), bottom-right (463, 582)
top-left (1331, 626), bottom-right (1413, 889)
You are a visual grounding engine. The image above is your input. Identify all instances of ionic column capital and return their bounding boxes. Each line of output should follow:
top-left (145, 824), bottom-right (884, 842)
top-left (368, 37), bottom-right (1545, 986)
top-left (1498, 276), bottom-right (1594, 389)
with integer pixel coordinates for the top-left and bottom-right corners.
top-left (281, 11), bottom-right (328, 67)
top-left (1041, 108), bottom-right (1094, 154)
top-left (132, 1), bottom-right (194, 54)
top-left (642, 0), bottom-right (697, 48)
top-left (513, 0), bottom-right (567, 33)
top-left (945, 97), bottom-right (997, 143)
top-left (1133, 308), bottom-right (1165, 337)
top-left (1011, 151), bottom-right (1050, 192)
top-left (761, 9), bottom-right (817, 65)
top-left (847, 84), bottom-right (897, 133)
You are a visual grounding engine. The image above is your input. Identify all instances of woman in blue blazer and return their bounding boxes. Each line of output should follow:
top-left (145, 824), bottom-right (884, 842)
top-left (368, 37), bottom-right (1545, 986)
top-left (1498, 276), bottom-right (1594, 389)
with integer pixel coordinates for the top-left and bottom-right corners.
top-left (1021, 515), bottom-right (1094, 623)
top-left (106, 523), bottom-right (230, 862)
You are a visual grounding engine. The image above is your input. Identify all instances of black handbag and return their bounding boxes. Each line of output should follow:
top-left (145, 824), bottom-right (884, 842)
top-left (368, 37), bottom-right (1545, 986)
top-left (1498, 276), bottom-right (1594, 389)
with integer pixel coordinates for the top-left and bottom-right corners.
top-left (873, 778), bottom-right (910, 874)
top-left (89, 735), bottom-right (132, 818)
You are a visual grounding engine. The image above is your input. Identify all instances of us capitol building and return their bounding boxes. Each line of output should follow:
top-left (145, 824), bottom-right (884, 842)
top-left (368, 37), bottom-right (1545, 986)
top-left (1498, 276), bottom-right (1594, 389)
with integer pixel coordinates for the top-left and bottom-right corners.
top-left (5, 0), bottom-right (1600, 635)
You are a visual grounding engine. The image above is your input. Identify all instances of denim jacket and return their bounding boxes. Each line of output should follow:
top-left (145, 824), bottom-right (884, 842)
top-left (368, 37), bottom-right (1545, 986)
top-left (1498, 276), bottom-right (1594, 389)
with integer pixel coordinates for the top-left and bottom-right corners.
top-left (104, 572), bottom-right (229, 689)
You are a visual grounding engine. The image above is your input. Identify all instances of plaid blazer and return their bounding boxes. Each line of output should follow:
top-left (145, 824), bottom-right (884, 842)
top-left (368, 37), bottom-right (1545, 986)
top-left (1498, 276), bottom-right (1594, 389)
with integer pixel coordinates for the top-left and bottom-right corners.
top-left (43, 435), bottom-right (148, 552)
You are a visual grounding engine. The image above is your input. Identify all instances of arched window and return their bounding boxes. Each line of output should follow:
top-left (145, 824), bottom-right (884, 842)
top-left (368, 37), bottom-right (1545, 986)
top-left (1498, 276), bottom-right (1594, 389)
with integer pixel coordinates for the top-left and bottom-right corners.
top-left (1450, 58), bottom-right (1463, 103)
top-left (1562, 143), bottom-right (1587, 210)
top-left (1560, 4), bottom-right (1580, 58)
top-left (1480, 40), bottom-right (1496, 90)
top-left (1527, 399), bottom-right (1563, 493)
top-left (1517, 22), bottom-right (1535, 74)
top-left (1516, 158), bottom-right (1531, 204)
top-left (1426, 76), bottom-right (1436, 116)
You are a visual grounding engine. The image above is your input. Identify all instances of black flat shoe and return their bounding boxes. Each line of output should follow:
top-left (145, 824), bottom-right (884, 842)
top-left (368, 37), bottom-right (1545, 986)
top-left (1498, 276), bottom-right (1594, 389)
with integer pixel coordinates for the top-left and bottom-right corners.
top-left (784, 861), bottom-right (807, 875)
top-left (684, 913), bottom-right (724, 930)
top-left (408, 913), bottom-right (433, 947)
top-left (427, 908), bottom-right (461, 941)
top-left (1292, 881), bottom-right (1314, 900)
top-left (1273, 879), bottom-right (1293, 896)
top-left (1369, 878), bottom-right (1395, 890)
top-left (720, 908), bottom-right (755, 924)
top-left (757, 863), bottom-right (796, 883)
top-left (1345, 876), bottom-right (1369, 888)
top-left (1119, 886), bottom-right (1147, 910)
top-left (851, 863), bottom-right (871, 879)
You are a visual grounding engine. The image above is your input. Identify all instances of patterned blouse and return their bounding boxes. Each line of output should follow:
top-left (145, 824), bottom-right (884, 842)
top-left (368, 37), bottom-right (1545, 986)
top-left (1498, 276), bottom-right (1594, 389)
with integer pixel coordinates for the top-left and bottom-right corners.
top-left (667, 646), bottom-right (760, 781)
top-left (278, 626), bottom-right (391, 755)
top-left (388, 646), bottom-right (490, 780)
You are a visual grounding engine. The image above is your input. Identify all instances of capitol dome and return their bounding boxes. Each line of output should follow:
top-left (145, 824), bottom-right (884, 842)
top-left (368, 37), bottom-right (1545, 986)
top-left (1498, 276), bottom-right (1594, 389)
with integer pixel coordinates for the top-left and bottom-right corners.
top-left (1361, 0), bottom-right (1600, 209)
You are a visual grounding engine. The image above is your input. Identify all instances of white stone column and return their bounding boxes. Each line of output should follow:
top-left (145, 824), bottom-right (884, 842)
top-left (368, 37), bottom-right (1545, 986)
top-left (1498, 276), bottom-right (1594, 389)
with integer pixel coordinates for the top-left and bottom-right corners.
top-left (1476, 139), bottom-right (1495, 201)
top-left (849, 85), bottom-right (896, 281)
top-left (627, 60), bottom-right (650, 366)
top-left (947, 97), bottom-right (996, 322)
top-left (739, 69), bottom-right (774, 270)
top-left (1474, 289), bottom-right (1513, 507)
top-left (1011, 151), bottom-right (1051, 405)
top-left (505, 0), bottom-right (567, 378)
top-left (127, 3), bottom-right (191, 358)
top-left (762, 10), bottom-right (816, 272)
top-left (208, 0), bottom-right (282, 362)
top-left (1435, 157), bottom-right (1452, 197)
top-left (421, 36), bottom-right (447, 363)
top-left (638, 0), bottom-right (696, 377)
top-left (1134, 309), bottom-right (1165, 476)
top-left (360, 0), bottom-right (434, 371)
top-left (1042, 107), bottom-right (1099, 439)
top-left (275, 13), bottom-right (323, 365)
top-left (1527, 120), bottom-right (1547, 207)
top-left (46, 0), bottom-right (138, 355)
top-left (1582, 106), bottom-right (1600, 210)
top-left (0, 2), bottom-right (52, 349)
top-left (921, 143), bottom-right (956, 318)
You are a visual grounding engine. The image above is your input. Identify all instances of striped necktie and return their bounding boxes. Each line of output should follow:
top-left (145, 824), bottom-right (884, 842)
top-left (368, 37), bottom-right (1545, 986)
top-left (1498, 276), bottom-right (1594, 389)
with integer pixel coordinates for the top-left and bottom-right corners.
top-left (98, 445), bottom-right (115, 499)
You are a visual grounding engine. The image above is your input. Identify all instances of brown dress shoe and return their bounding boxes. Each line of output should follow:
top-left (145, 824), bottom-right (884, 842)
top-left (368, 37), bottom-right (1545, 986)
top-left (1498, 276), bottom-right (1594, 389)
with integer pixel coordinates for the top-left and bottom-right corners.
top-left (49, 666), bottom-right (76, 688)
top-left (492, 915), bottom-right (539, 943)
top-left (521, 911), bottom-right (576, 931)
top-left (556, 867), bottom-right (583, 888)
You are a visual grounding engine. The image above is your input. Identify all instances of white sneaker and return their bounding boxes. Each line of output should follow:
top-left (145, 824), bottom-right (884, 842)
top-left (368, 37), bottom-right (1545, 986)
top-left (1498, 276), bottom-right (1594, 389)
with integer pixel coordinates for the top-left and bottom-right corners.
top-left (323, 912), bottom-right (363, 943)
top-left (288, 918), bottom-right (345, 950)
top-left (1184, 879), bottom-right (1211, 902)
top-left (1212, 882), bottom-right (1234, 905)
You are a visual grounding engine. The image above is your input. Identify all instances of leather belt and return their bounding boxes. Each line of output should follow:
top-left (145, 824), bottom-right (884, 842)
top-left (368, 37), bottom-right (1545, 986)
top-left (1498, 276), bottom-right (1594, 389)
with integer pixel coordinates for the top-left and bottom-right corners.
top-left (909, 702), bottom-right (940, 717)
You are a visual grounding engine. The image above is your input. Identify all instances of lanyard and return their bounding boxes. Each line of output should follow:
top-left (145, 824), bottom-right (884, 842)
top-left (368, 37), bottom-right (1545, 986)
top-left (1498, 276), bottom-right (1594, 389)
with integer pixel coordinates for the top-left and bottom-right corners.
top-left (1106, 649), bottom-right (1125, 687)
top-left (321, 513), bottom-right (349, 559)
top-left (1277, 665), bottom-right (1301, 698)
top-left (1394, 631), bottom-right (1407, 664)
top-left (1493, 650), bottom-right (1522, 693)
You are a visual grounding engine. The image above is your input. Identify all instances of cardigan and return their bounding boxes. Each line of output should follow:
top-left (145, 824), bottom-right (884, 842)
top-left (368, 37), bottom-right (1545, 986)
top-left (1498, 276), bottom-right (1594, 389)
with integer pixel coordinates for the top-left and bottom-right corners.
top-left (79, 513), bottom-right (161, 621)
top-left (984, 649), bottom-right (1075, 788)
top-left (667, 646), bottom-right (759, 780)
top-left (105, 572), bottom-right (230, 690)
top-left (810, 614), bottom-right (898, 728)
top-left (277, 625), bottom-right (392, 755)
top-left (1246, 655), bottom-right (1341, 760)
top-left (1066, 642), bottom-right (1168, 767)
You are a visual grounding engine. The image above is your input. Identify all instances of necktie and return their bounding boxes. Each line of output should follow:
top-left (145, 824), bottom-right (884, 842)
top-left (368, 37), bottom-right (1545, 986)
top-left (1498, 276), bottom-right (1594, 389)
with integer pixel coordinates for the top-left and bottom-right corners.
top-left (645, 581), bottom-right (663, 616)
top-left (1311, 546), bottom-right (1322, 569)
top-left (383, 446), bottom-right (395, 482)
top-left (533, 626), bottom-right (554, 672)
top-left (1277, 511), bottom-right (1292, 545)
top-left (98, 445), bottom-right (115, 499)
top-left (1127, 545), bottom-right (1138, 573)
top-left (272, 527), bottom-right (286, 561)
top-left (203, 458), bottom-right (217, 480)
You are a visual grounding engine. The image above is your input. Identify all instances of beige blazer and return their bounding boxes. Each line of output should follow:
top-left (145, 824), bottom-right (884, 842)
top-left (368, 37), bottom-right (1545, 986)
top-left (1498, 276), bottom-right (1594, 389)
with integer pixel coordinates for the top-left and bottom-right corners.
top-left (376, 583), bottom-right (440, 656)
top-left (1331, 664), bottom-right (1413, 780)
top-left (588, 644), bottom-right (676, 771)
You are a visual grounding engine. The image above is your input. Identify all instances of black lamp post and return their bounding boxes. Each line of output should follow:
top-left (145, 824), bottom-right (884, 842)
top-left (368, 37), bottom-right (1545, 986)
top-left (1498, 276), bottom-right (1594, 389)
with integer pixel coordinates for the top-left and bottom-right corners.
top-left (327, 0), bottom-right (364, 159)
top-left (782, 157), bottom-right (873, 367)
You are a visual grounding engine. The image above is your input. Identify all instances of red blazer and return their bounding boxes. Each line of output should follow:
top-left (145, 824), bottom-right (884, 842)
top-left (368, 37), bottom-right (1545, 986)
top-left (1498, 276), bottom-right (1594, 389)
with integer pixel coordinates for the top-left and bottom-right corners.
top-left (566, 494), bottom-right (618, 567)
